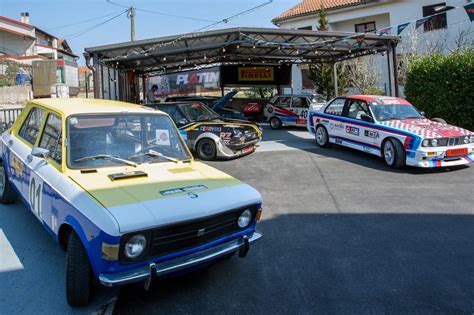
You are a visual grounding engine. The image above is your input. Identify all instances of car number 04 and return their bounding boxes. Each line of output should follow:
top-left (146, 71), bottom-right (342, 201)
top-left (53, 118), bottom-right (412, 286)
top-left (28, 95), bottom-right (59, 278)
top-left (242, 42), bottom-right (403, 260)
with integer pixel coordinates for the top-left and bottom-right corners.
top-left (29, 174), bottom-right (43, 218)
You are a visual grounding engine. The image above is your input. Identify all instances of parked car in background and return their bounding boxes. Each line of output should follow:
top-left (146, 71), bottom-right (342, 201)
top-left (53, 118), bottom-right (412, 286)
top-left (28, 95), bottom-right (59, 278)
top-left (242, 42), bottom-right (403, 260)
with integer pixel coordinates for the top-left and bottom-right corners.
top-left (308, 95), bottom-right (474, 168)
top-left (264, 94), bottom-right (325, 129)
top-left (0, 98), bottom-right (263, 306)
top-left (166, 91), bottom-right (247, 120)
top-left (146, 102), bottom-right (262, 161)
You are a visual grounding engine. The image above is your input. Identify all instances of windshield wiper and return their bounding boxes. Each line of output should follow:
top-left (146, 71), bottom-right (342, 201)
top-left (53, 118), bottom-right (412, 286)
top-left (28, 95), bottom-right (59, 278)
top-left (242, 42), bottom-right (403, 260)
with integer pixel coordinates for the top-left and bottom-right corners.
top-left (129, 149), bottom-right (181, 163)
top-left (402, 116), bottom-right (421, 120)
top-left (74, 154), bottom-right (137, 167)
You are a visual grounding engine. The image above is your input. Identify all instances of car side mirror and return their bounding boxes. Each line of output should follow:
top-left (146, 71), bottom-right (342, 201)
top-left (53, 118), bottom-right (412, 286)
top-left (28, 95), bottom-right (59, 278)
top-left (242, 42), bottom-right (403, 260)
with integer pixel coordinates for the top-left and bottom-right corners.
top-left (31, 147), bottom-right (49, 159)
top-left (360, 114), bottom-right (373, 123)
top-left (419, 111), bottom-right (426, 117)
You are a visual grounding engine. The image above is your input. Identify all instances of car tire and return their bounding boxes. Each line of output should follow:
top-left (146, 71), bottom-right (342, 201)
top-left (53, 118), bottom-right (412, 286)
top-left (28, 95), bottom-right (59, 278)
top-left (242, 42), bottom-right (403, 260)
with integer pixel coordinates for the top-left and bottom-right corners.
top-left (432, 117), bottom-right (447, 124)
top-left (0, 161), bottom-right (18, 204)
top-left (383, 138), bottom-right (406, 169)
top-left (315, 125), bottom-right (330, 148)
top-left (269, 117), bottom-right (282, 130)
top-left (66, 231), bottom-right (92, 307)
top-left (196, 138), bottom-right (217, 161)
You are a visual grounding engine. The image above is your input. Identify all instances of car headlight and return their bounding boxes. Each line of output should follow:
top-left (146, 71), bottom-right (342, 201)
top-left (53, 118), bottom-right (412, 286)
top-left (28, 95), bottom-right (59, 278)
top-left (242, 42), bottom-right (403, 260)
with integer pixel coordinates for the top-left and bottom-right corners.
top-left (422, 139), bottom-right (430, 147)
top-left (431, 139), bottom-right (438, 147)
top-left (464, 136), bottom-right (470, 144)
top-left (238, 209), bottom-right (252, 228)
top-left (124, 234), bottom-right (147, 259)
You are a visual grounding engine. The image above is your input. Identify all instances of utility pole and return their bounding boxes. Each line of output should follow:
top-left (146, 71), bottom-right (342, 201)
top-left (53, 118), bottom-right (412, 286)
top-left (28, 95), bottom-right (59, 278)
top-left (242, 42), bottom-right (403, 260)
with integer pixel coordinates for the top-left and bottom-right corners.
top-left (129, 7), bottom-right (136, 41)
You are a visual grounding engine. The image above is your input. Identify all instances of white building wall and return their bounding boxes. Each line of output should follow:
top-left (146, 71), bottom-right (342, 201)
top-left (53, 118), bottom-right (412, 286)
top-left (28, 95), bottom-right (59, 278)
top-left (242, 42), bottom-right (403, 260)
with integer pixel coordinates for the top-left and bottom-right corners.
top-left (0, 31), bottom-right (35, 56)
top-left (277, 0), bottom-right (474, 96)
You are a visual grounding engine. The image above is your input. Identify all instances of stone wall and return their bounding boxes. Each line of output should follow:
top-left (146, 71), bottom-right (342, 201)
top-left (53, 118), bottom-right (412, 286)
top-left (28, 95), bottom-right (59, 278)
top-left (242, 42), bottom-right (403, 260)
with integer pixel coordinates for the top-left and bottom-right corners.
top-left (0, 85), bottom-right (32, 104)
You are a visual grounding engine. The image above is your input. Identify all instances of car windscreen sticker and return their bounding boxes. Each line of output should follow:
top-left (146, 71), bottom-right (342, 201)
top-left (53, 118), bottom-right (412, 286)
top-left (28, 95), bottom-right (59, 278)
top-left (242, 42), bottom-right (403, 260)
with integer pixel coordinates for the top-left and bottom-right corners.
top-left (159, 184), bottom-right (208, 196)
top-left (154, 129), bottom-right (170, 145)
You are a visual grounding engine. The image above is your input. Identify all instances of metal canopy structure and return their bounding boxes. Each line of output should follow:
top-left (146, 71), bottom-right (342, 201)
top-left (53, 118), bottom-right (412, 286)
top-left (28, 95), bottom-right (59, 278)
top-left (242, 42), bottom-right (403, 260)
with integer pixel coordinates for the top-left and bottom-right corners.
top-left (84, 27), bottom-right (401, 100)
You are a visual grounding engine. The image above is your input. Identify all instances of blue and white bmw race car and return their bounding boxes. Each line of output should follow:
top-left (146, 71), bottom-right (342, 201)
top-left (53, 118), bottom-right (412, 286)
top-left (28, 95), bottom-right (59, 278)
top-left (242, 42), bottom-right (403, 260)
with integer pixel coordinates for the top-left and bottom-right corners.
top-left (308, 95), bottom-right (474, 168)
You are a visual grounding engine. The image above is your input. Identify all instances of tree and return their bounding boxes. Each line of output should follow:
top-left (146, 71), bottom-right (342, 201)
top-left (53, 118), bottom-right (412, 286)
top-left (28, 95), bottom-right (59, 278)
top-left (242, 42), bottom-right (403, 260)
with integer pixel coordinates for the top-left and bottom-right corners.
top-left (307, 7), bottom-right (347, 100)
top-left (345, 55), bottom-right (384, 95)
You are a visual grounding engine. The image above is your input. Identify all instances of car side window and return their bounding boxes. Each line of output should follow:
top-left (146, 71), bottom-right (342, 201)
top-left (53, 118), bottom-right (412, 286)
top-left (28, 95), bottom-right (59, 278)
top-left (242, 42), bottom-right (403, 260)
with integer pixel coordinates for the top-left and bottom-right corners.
top-left (277, 97), bottom-right (291, 107)
top-left (346, 100), bottom-right (369, 120)
top-left (168, 107), bottom-right (189, 127)
top-left (39, 114), bottom-right (62, 164)
top-left (18, 107), bottom-right (46, 145)
top-left (324, 98), bottom-right (345, 116)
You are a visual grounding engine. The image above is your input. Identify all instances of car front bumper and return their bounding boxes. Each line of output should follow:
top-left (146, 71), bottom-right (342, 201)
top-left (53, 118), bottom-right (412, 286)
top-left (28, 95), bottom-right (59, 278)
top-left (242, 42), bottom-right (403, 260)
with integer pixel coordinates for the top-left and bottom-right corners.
top-left (99, 230), bottom-right (262, 287)
top-left (407, 145), bottom-right (474, 168)
top-left (216, 138), bottom-right (260, 159)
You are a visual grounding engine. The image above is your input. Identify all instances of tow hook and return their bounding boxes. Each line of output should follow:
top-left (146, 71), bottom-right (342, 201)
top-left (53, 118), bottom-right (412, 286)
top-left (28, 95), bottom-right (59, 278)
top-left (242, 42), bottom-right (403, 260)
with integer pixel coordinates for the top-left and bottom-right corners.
top-left (238, 235), bottom-right (249, 258)
top-left (144, 263), bottom-right (157, 291)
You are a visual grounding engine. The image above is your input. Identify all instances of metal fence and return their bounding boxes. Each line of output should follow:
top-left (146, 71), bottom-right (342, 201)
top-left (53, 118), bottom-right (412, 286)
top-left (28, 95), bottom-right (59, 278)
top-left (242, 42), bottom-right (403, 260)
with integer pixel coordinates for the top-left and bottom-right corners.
top-left (0, 108), bottom-right (23, 132)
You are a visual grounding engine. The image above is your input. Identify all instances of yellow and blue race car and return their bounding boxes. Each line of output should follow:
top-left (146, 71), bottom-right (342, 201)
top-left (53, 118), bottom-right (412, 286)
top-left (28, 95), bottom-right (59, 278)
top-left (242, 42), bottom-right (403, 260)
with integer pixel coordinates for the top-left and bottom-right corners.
top-left (0, 98), bottom-right (263, 307)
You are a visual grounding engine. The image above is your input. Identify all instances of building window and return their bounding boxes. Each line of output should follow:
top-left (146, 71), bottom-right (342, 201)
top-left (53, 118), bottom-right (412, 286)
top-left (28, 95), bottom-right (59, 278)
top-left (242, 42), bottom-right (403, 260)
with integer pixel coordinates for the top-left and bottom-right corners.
top-left (297, 26), bottom-right (312, 30)
top-left (355, 21), bottom-right (376, 33)
top-left (423, 3), bottom-right (447, 31)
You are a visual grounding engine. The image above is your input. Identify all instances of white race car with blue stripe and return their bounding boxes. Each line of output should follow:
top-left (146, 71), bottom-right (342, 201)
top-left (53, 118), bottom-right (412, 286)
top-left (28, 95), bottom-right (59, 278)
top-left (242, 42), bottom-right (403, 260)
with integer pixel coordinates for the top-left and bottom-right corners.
top-left (0, 98), bottom-right (263, 307)
top-left (308, 96), bottom-right (474, 168)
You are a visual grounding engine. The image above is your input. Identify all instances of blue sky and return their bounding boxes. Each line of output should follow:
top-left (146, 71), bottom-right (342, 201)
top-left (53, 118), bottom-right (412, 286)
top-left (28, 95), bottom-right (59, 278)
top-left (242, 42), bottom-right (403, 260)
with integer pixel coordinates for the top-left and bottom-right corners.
top-left (0, 0), bottom-right (300, 64)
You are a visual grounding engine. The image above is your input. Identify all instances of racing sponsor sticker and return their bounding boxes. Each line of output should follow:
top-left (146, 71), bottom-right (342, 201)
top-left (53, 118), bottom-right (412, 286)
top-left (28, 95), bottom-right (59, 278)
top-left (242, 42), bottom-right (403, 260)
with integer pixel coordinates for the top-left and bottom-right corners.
top-left (364, 130), bottom-right (380, 139)
top-left (159, 185), bottom-right (208, 196)
top-left (330, 122), bottom-right (344, 130)
top-left (345, 126), bottom-right (359, 136)
top-left (154, 129), bottom-right (170, 146)
top-left (200, 126), bottom-right (222, 132)
top-left (11, 155), bottom-right (23, 176)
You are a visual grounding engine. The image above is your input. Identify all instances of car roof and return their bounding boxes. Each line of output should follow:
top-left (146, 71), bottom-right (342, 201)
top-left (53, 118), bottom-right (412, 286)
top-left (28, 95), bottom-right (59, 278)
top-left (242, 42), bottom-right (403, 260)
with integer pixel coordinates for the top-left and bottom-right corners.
top-left (28, 98), bottom-right (164, 117)
top-left (347, 95), bottom-right (411, 105)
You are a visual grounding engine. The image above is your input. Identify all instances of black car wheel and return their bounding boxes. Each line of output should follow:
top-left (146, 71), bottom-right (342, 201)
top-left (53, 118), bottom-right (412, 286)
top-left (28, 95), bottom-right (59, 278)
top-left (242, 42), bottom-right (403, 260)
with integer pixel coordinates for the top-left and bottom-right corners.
top-left (0, 161), bottom-right (18, 204)
top-left (383, 138), bottom-right (406, 169)
top-left (269, 117), bottom-right (282, 130)
top-left (196, 138), bottom-right (217, 161)
top-left (66, 231), bottom-right (92, 307)
top-left (315, 125), bottom-right (330, 148)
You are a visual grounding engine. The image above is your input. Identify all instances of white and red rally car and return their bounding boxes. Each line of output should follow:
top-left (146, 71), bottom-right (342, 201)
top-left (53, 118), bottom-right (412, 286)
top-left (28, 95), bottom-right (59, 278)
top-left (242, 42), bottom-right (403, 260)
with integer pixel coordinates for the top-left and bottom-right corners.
top-left (308, 95), bottom-right (474, 168)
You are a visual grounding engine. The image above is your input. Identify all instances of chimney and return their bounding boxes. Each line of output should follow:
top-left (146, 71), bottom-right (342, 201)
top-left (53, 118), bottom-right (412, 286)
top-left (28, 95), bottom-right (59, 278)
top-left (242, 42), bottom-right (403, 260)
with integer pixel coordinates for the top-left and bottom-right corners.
top-left (20, 12), bottom-right (30, 24)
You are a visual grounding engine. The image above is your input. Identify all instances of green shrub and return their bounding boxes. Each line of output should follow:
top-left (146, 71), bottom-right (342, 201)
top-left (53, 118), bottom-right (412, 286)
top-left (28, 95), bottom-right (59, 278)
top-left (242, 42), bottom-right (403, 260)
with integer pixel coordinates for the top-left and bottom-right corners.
top-left (404, 49), bottom-right (474, 131)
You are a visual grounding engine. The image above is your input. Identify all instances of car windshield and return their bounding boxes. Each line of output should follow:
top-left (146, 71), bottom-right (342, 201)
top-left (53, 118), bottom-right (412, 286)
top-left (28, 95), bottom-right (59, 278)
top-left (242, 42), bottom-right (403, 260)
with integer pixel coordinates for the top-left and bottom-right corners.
top-left (370, 104), bottom-right (423, 121)
top-left (310, 95), bottom-right (325, 103)
top-left (67, 113), bottom-right (191, 168)
top-left (179, 102), bottom-right (219, 121)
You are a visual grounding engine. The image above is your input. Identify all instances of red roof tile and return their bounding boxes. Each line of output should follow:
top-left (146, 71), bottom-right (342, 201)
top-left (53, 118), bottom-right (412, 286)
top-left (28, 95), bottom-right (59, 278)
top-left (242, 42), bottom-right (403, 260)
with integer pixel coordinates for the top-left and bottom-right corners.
top-left (273, 0), bottom-right (373, 23)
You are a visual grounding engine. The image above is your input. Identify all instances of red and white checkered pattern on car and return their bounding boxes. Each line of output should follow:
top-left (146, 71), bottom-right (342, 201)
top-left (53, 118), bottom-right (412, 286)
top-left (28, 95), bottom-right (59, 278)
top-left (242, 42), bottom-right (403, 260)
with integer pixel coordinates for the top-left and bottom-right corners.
top-left (379, 119), bottom-right (473, 139)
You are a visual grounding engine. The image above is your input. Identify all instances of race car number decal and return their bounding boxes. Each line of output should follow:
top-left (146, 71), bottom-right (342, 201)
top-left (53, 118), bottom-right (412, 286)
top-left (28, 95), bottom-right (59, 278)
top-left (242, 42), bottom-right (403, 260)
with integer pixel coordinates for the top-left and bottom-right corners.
top-left (29, 173), bottom-right (43, 218)
top-left (220, 132), bottom-right (232, 140)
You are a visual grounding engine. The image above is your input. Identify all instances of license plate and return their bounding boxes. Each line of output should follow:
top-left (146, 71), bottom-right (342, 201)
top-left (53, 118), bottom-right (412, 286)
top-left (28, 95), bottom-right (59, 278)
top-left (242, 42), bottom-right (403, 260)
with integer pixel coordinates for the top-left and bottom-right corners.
top-left (446, 148), bottom-right (468, 156)
top-left (242, 146), bottom-right (254, 154)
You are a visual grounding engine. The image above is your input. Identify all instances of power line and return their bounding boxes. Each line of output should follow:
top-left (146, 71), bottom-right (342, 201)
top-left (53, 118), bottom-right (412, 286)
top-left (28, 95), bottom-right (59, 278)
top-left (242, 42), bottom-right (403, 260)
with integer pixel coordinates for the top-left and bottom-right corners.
top-left (105, 0), bottom-right (216, 23)
top-left (63, 10), bottom-right (128, 40)
top-left (44, 10), bottom-right (125, 31)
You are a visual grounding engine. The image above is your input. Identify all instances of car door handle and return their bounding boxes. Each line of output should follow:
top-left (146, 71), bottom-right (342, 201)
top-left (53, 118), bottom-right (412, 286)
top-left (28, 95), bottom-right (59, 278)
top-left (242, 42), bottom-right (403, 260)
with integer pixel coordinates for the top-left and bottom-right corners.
top-left (26, 155), bottom-right (33, 163)
top-left (8, 140), bottom-right (13, 146)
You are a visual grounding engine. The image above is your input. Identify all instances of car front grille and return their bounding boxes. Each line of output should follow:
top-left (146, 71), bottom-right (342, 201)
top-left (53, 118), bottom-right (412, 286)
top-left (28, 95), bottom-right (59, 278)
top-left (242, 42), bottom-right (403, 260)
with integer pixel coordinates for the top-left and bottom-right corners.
top-left (119, 205), bottom-right (257, 264)
top-left (437, 137), bottom-right (468, 147)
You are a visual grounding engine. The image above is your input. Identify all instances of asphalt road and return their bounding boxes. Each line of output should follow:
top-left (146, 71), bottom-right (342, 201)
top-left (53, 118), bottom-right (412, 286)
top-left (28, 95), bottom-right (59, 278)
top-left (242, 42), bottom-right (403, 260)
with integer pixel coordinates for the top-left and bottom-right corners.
top-left (1, 126), bottom-right (473, 314)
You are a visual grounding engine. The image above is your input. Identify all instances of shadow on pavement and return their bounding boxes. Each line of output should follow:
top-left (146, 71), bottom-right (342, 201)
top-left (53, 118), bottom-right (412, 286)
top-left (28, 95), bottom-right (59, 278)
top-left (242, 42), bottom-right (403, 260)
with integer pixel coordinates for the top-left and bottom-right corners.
top-left (114, 213), bottom-right (474, 314)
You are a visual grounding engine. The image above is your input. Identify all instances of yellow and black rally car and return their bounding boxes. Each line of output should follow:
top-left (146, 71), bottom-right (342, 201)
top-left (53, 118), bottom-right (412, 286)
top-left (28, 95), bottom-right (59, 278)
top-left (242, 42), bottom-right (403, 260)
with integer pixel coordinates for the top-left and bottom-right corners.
top-left (145, 102), bottom-right (262, 160)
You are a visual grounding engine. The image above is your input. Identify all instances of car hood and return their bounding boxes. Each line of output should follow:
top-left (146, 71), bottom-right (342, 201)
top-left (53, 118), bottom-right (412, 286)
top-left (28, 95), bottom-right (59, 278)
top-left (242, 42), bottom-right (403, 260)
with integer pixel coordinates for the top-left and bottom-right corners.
top-left (379, 118), bottom-right (473, 138)
top-left (68, 161), bottom-right (261, 233)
